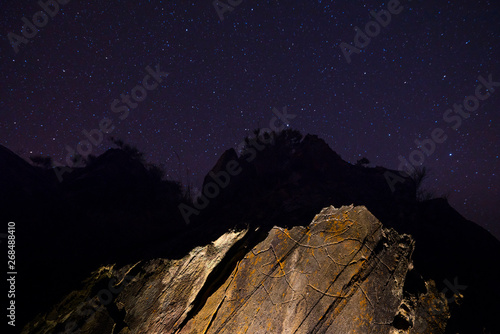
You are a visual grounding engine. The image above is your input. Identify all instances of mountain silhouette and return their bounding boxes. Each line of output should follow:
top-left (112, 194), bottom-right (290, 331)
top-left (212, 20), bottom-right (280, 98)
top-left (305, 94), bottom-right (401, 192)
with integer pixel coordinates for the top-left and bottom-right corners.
top-left (1, 130), bottom-right (499, 333)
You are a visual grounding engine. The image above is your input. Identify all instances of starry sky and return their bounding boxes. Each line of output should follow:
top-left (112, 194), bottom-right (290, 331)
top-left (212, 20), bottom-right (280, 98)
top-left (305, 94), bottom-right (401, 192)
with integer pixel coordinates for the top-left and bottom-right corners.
top-left (1, 0), bottom-right (499, 239)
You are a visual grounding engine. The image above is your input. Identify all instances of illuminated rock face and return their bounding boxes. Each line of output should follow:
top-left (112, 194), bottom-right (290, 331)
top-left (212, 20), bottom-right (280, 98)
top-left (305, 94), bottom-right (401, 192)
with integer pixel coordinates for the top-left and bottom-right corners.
top-left (23, 206), bottom-right (449, 334)
top-left (176, 205), bottom-right (448, 334)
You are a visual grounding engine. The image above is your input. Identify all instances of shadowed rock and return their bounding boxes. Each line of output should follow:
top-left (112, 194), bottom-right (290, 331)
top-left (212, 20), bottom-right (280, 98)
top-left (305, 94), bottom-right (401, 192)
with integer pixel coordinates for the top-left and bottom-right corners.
top-left (2, 130), bottom-right (499, 332)
top-left (23, 206), bottom-right (449, 334)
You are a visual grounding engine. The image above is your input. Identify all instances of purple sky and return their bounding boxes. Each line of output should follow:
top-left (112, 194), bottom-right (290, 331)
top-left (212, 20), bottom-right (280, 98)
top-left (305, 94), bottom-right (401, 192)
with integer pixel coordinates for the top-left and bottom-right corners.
top-left (1, 0), bottom-right (499, 239)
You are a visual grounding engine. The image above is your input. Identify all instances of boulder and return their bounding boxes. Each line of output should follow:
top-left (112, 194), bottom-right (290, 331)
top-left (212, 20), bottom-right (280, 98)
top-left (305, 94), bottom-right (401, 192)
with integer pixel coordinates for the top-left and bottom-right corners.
top-left (23, 206), bottom-right (449, 333)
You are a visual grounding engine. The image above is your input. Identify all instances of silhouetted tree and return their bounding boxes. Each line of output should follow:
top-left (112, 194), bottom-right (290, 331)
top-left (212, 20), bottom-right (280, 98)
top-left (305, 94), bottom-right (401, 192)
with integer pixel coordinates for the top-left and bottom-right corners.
top-left (410, 166), bottom-right (428, 190)
top-left (275, 129), bottom-right (302, 147)
top-left (409, 166), bottom-right (436, 201)
top-left (147, 163), bottom-right (165, 181)
top-left (110, 137), bottom-right (145, 162)
top-left (241, 129), bottom-right (303, 158)
top-left (71, 153), bottom-right (87, 167)
top-left (355, 157), bottom-right (370, 167)
top-left (30, 155), bottom-right (53, 169)
top-left (86, 154), bottom-right (97, 166)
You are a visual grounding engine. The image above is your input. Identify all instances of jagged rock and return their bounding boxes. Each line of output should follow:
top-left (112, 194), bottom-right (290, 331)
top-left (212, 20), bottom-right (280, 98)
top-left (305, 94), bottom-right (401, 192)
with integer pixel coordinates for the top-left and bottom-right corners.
top-left (23, 206), bottom-right (449, 333)
top-left (22, 229), bottom-right (248, 334)
top-left (3, 131), bottom-right (500, 332)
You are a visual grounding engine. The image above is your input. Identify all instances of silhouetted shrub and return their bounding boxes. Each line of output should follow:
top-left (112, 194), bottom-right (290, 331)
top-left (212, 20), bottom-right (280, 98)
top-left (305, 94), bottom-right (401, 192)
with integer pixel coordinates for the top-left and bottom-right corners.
top-left (241, 129), bottom-right (303, 160)
top-left (355, 157), bottom-right (370, 167)
top-left (71, 153), bottom-right (87, 167)
top-left (147, 163), bottom-right (166, 181)
top-left (30, 155), bottom-right (53, 169)
top-left (110, 137), bottom-right (145, 162)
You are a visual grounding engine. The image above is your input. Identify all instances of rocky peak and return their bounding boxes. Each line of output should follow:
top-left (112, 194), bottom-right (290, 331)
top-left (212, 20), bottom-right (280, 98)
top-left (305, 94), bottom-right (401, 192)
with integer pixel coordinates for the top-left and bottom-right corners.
top-left (22, 206), bottom-right (450, 334)
top-left (2, 131), bottom-right (499, 333)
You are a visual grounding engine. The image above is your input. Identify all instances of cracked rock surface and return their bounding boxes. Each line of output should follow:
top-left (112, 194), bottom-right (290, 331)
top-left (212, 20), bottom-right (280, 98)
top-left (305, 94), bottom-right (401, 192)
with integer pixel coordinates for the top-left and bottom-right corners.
top-left (23, 206), bottom-right (449, 333)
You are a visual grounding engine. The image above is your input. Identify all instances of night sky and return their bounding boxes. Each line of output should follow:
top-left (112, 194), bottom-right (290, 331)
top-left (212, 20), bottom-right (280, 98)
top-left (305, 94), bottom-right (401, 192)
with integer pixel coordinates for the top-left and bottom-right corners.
top-left (1, 0), bottom-right (499, 239)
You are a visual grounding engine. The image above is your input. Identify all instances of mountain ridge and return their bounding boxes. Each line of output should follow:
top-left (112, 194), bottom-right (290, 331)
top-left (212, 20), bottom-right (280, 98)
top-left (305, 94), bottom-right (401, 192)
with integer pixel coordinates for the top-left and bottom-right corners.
top-left (0, 130), bottom-right (498, 333)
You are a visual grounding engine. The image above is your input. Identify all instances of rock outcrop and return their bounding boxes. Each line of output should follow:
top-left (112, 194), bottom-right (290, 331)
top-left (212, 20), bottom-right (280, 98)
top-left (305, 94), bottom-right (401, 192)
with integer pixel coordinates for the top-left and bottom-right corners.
top-left (23, 206), bottom-right (450, 334)
top-left (3, 131), bottom-right (500, 332)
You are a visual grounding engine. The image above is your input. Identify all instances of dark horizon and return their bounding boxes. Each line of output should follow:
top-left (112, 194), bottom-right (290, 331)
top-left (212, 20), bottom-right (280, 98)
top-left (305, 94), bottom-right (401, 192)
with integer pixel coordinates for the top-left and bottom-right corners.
top-left (2, 128), bottom-right (500, 243)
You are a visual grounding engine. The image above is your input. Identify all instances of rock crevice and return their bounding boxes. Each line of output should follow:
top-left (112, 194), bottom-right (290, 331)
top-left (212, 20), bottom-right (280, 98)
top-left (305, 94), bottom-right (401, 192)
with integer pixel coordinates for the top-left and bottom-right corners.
top-left (23, 206), bottom-right (450, 334)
